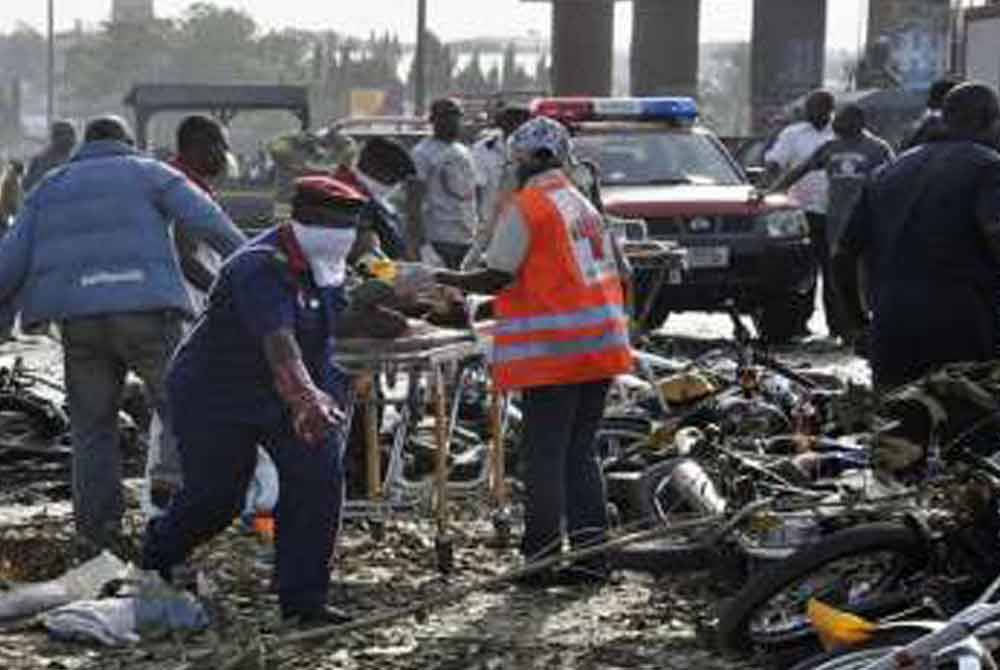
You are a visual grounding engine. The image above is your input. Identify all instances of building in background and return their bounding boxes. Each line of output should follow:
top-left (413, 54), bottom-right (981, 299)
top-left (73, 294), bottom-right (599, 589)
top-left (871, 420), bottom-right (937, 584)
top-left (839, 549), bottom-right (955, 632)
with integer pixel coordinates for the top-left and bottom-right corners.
top-left (112, 0), bottom-right (155, 24)
top-left (963, 3), bottom-right (1000, 92)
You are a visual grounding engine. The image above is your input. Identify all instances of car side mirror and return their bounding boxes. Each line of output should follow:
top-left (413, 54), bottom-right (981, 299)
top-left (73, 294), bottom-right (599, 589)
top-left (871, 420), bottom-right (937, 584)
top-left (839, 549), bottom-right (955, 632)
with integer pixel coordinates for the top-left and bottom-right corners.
top-left (744, 166), bottom-right (767, 187)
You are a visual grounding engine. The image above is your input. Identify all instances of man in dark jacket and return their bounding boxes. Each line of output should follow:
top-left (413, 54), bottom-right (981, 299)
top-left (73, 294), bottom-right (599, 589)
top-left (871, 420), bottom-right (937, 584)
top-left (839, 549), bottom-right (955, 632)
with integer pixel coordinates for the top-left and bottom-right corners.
top-left (900, 76), bottom-right (962, 151)
top-left (834, 83), bottom-right (1000, 390)
top-left (143, 176), bottom-right (360, 626)
top-left (0, 116), bottom-right (245, 552)
top-left (146, 115), bottom-right (236, 513)
top-left (22, 120), bottom-right (77, 193)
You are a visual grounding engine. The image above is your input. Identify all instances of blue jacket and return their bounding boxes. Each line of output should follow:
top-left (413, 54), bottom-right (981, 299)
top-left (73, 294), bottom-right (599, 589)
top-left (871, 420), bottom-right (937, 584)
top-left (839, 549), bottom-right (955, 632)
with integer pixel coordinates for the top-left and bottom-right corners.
top-left (0, 140), bottom-right (246, 327)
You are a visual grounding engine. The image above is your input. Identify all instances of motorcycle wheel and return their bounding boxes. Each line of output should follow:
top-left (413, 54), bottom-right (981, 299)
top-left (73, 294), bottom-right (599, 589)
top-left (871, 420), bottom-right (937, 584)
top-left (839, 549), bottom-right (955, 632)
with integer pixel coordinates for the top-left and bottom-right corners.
top-left (716, 522), bottom-right (929, 655)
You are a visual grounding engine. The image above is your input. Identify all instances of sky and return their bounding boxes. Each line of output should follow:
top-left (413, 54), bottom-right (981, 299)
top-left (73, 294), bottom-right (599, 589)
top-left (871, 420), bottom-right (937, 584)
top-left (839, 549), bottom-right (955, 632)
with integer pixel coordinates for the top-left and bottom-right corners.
top-left (2, 0), bottom-right (868, 53)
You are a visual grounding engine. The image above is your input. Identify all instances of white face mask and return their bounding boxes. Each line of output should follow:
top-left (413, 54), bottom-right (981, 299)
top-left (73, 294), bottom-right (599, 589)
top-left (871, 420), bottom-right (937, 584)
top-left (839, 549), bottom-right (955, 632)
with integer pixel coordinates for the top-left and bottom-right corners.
top-left (291, 221), bottom-right (357, 288)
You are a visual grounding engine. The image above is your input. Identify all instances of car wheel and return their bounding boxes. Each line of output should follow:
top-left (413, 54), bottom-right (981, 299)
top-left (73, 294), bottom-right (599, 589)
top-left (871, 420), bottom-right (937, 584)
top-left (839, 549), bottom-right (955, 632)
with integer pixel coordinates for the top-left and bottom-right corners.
top-left (755, 289), bottom-right (815, 344)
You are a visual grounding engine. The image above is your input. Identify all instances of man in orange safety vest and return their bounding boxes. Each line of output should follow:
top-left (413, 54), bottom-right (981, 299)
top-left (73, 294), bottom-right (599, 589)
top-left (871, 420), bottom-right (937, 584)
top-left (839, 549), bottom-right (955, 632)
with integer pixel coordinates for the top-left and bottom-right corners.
top-left (435, 116), bottom-right (633, 587)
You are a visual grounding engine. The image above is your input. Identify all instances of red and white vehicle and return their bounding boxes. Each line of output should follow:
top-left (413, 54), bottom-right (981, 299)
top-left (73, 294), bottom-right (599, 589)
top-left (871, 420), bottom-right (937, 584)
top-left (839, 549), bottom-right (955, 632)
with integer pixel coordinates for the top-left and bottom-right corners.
top-left (532, 96), bottom-right (816, 342)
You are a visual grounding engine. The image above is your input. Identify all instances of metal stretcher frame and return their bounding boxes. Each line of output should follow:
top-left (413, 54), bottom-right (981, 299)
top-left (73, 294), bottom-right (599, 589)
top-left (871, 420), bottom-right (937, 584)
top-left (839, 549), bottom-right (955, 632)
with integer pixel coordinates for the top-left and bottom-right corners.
top-left (333, 333), bottom-right (506, 571)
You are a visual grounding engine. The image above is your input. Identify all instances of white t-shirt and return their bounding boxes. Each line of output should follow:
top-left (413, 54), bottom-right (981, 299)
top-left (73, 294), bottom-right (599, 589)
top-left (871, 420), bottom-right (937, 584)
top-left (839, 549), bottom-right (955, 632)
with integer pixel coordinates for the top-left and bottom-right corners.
top-left (472, 131), bottom-right (507, 225)
top-left (765, 121), bottom-right (835, 214)
top-left (411, 137), bottom-right (480, 245)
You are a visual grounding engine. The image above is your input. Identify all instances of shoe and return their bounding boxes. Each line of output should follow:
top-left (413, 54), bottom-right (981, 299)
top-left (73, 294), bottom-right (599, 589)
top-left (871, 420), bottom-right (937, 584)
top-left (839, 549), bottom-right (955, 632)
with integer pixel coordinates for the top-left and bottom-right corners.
top-left (511, 567), bottom-right (563, 590)
top-left (282, 606), bottom-right (354, 629)
top-left (555, 565), bottom-right (621, 588)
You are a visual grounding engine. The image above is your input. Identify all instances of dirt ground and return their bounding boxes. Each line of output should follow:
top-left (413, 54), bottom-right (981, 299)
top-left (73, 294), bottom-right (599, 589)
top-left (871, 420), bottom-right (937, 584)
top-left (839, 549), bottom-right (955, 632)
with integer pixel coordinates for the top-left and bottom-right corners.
top-left (0, 308), bottom-right (865, 670)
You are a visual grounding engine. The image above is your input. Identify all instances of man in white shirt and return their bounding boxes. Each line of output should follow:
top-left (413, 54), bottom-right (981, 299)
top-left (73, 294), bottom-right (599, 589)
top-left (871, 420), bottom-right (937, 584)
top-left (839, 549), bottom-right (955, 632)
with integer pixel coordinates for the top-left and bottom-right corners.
top-left (406, 99), bottom-right (481, 269)
top-left (765, 89), bottom-right (838, 337)
top-left (472, 107), bottom-right (532, 250)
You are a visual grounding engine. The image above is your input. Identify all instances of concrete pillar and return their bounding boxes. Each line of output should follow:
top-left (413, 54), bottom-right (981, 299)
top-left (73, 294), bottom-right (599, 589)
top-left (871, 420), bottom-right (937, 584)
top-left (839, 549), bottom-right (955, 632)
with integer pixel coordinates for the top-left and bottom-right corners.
top-left (750, 0), bottom-right (827, 133)
top-left (631, 0), bottom-right (700, 97)
top-left (867, 0), bottom-right (951, 88)
top-left (550, 0), bottom-right (614, 96)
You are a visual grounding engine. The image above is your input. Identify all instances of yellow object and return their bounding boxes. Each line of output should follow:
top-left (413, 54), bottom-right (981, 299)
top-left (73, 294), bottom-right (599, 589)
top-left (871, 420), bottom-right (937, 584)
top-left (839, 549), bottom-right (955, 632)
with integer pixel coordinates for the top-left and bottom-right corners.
top-left (807, 599), bottom-right (877, 651)
top-left (360, 255), bottom-right (398, 283)
top-left (658, 371), bottom-right (718, 404)
top-left (350, 89), bottom-right (388, 117)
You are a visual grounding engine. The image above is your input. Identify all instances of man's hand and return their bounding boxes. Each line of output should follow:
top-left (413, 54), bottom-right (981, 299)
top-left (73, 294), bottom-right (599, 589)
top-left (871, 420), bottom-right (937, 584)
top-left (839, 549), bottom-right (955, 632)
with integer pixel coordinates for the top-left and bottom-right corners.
top-left (264, 329), bottom-right (343, 446)
top-left (288, 388), bottom-right (344, 445)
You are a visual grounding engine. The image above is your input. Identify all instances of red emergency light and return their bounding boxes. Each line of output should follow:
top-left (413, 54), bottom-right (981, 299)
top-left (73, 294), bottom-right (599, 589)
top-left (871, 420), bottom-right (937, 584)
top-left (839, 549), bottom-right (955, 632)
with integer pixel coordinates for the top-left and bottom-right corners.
top-left (530, 97), bottom-right (699, 125)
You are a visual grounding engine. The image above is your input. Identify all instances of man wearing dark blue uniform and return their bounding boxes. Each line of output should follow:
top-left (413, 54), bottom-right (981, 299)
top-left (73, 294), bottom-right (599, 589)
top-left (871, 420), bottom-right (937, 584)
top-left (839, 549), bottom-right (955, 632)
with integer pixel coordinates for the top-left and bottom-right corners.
top-left (143, 176), bottom-right (365, 625)
top-left (835, 83), bottom-right (1000, 390)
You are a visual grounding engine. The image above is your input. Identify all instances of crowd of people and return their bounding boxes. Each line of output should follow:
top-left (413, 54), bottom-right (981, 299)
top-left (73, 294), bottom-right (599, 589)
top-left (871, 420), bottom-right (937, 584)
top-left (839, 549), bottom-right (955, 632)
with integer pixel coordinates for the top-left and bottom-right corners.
top-left (0, 98), bottom-right (631, 623)
top-left (0, 76), bottom-right (998, 621)
top-left (763, 77), bottom-right (1000, 396)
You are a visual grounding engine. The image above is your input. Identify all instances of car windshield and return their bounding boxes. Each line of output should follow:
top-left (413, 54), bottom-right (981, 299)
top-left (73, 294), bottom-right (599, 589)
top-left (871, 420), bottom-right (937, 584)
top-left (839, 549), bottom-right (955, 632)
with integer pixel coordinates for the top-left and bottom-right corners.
top-left (572, 131), bottom-right (742, 186)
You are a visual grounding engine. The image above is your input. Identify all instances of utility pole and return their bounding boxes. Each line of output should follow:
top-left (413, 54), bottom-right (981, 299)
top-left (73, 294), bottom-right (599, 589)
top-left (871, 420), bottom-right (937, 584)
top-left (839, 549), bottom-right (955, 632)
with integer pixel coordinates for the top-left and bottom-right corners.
top-left (415, 0), bottom-right (427, 115)
top-left (46, 0), bottom-right (55, 126)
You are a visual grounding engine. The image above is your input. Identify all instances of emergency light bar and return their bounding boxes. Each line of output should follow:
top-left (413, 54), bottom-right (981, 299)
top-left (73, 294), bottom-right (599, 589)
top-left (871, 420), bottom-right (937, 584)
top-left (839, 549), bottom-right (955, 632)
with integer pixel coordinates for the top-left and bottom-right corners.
top-left (531, 97), bottom-right (698, 124)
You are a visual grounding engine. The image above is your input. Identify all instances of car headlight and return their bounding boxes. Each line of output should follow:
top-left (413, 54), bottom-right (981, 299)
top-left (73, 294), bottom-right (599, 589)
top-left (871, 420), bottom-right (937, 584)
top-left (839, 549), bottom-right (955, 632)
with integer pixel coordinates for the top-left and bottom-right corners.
top-left (760, 210), bottom-right (809, 238)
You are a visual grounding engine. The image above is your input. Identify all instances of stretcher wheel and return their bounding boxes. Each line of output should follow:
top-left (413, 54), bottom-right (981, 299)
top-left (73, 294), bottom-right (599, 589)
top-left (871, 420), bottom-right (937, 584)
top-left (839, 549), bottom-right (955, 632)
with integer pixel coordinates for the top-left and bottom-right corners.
top-left (490, 509), bottom-right (512, 549)
top-left (435, 534), bottom-right (454, 574)
top-left (606, 502), bottom-right (622, 530)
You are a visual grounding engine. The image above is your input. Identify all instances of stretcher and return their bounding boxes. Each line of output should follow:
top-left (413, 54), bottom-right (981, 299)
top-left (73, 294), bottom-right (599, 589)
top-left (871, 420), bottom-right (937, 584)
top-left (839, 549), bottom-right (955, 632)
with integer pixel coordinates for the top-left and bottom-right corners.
top-left (334, 324), bottom-right (507, 572)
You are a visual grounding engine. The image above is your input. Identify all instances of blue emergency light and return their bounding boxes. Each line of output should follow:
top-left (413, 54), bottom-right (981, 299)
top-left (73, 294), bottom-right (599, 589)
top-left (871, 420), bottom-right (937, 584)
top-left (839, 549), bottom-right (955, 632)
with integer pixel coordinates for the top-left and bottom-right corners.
top-left (532, 96), bottom-right (698, 124)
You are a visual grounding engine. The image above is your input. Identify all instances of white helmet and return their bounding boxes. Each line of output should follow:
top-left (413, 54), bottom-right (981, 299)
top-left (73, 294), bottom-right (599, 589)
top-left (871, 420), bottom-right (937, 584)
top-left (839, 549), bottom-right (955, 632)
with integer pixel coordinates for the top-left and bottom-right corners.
top-left (507, 116), bottom-right (571, 165)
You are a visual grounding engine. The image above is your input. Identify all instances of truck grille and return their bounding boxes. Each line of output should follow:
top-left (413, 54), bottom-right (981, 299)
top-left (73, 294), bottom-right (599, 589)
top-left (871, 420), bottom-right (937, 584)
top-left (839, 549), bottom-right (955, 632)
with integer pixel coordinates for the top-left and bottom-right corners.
top-left (645, 216), bottom-right (757, 237)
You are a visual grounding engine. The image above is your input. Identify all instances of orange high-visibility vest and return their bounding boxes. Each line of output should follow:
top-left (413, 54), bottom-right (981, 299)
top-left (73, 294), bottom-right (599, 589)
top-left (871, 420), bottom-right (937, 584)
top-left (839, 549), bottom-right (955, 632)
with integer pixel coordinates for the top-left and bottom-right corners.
top-left (492, 170), bottom-right (633, 390)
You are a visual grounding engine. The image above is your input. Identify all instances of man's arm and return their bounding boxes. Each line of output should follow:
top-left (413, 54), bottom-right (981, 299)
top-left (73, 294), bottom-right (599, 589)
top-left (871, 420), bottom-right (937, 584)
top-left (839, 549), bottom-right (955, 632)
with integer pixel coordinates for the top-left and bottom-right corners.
top-left (404, 177), bottom-right (425, 261)
top-left (174, 227), bottom-right (217, 293)
top-left (231, 258), bottom-right (341, 445)
top-left (156, 167), bottom-right (246, 257)
top-left (434, 196), bottom-right (524, 294)
top-left (768, 142), bottom-right (830, 194)
top-left (264, 329), bottom-right (343, 445)
top-left (0, 205), bottom-right (34, 307)
top-left (435, 268), bottom-right (514, 295)
top-left (763, 127), bottom-right (793, 182)
top-left (975, 159), bottom-right (1000, 265)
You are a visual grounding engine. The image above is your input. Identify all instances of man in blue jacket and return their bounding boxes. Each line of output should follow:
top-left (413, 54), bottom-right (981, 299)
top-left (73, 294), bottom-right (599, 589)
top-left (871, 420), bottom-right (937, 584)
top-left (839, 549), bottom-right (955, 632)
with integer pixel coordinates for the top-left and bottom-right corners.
top-left (834, 83), bottom-right (1000, 390)
top-left (0, 116), bottom-right (246, 554)
top-left (143, 176), bottom-right (360, 626)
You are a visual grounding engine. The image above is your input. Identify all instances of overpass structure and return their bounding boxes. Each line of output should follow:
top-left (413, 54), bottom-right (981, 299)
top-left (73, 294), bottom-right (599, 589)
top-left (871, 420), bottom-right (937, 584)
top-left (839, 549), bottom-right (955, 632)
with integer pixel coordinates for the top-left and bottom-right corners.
top-left (527, 0), bottom-right (953, 130)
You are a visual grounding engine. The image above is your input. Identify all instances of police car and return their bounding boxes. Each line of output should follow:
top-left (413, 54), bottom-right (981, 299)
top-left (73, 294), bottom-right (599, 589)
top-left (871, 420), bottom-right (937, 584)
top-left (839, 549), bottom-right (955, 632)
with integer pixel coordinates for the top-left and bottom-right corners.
top-left (532, 97), bottom-right (816, 342)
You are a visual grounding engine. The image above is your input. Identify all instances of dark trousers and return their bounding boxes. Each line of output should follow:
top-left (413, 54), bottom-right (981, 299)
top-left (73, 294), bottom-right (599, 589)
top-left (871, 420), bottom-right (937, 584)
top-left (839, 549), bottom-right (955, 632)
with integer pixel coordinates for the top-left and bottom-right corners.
top-left (61, 311), bottom-right (182, 548)
top-left (520, 380), bottom-right (611, 563)
top-left (431, 242), bottom-right (471, 271)
top-left (806, 212), bottom-right (849, 337)
top-left (142, 407), bottom-right (344, 616)
top-left (872, 281), bottom-right (996, 391)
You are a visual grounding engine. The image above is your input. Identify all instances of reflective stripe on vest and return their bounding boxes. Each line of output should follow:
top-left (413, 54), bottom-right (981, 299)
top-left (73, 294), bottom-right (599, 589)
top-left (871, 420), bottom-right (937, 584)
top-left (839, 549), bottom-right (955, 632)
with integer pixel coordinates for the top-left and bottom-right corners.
top-left (493, 303), bottom-right (628, 336)
top-left (492, 170), bottom-right (633, 390)
top-left (493, 327), bottom-right (630, 364)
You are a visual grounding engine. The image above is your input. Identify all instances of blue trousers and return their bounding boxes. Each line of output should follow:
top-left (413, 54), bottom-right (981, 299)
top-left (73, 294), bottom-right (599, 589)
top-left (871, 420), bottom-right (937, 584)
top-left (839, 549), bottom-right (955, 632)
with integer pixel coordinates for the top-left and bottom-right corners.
top-left (519, 380), bottom-right (611, 564)
top-left (142, 402), bottom-right (344, 616)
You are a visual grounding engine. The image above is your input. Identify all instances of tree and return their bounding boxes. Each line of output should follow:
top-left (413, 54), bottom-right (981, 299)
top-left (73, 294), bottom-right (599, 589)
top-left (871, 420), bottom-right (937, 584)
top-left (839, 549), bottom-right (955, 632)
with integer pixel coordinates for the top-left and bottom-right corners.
top-left (0, 26), bottom-right (47, 88)
top-left (408, 30), bottom-right (455, 101)
top-left (699, 42), bottom-right (751, 136)
top-left (501, 42), bottom-right (532, 91)
top-left (454, 51), bottom-right (488, 95)
top-left (486, 63), bottom-right (501, 92)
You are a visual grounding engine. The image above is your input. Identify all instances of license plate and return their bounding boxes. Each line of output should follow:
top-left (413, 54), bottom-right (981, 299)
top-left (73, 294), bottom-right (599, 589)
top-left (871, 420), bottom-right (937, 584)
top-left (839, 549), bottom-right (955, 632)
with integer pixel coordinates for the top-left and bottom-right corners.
top-left (687, 246), bottom-right (730, 269)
